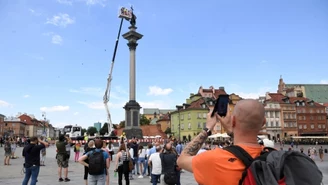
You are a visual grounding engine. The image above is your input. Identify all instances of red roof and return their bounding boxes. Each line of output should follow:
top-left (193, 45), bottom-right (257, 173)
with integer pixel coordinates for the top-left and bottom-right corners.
top-left (116, 125), bottom-right (167, 139)
top-left (266, 93), bottom-right (286, 103)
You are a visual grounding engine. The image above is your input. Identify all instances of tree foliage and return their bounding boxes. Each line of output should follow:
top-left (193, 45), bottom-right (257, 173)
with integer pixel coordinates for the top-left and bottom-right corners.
top-left (87, 126), bottom-right (97, 136)
top-left (81, 128), bottom-right (87, 136)
top-left (164, 127), bottom-right (171, 134)
top-left (140, 114), bottom-right (150, 126)
top-left (100, 123), bottom-right (109, 135)
top-left (119, 120), bottom-right (125, 128)
top-left (113, 124), bottom-right (118, 129)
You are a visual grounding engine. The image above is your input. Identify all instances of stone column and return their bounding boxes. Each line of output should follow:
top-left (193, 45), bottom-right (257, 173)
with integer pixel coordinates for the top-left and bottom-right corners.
top-left (122, 25), bottom-right (143, 139)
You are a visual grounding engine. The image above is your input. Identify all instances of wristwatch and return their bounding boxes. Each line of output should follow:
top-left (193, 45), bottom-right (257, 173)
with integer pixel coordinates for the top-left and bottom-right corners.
top-left (203, 128), bottom-right (212, 136)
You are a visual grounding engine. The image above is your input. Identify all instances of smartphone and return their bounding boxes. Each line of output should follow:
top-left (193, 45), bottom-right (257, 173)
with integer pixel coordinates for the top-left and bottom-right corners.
top-left (211, 94), bottom-right (230, 117)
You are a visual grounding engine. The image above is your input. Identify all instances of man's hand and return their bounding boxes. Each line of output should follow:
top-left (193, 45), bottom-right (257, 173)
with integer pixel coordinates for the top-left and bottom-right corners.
top-left (206, 106), bottom-right (218, 131)
top-left (216, 104), bottom-right (232, 133)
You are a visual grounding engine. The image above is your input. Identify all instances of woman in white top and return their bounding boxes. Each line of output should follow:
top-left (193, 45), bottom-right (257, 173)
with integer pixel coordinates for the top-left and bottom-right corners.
top-left (138, 145), bottom-right (147, 178)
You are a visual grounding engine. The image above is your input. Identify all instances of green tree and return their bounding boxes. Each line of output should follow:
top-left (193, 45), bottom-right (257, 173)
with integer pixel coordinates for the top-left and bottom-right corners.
top-left (140, 114), bottom-right (150, 126)
top-left (113, 124), bottom-right (118, 129)
top-left (87, 126), bottom-right (97, 136)
top-left (119, 120), bottom-right (125, 128)
top-left (100, 123), bottom-right (109, 135)
top-left (81, 128), bottom-right (87, 136)
top-left (164, 127), bottom-right (171, 134)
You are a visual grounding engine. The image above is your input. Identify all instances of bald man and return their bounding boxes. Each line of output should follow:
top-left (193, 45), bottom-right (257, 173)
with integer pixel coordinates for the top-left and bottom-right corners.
top-left (177, 99), bottom-right (266, 185)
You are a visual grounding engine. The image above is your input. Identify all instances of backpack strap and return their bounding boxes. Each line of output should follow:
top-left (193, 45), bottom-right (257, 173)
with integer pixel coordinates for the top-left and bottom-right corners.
top-left (224, 146), bottom-right (254, 185)
top-left (224, 145), bottom-right (254, 168)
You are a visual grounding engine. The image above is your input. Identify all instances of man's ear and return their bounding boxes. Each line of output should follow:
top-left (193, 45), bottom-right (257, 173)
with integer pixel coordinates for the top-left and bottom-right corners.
top-left (232, 116), bottom-right (236, 128)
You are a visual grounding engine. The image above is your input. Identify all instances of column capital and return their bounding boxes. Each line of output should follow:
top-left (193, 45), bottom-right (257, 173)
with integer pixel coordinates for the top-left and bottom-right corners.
top-left (127, 42), bottom-right (138, 50)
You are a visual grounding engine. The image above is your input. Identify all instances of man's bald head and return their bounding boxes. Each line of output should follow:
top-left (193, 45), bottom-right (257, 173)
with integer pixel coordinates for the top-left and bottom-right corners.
top-left (232, 99), bottom-right (265, 133)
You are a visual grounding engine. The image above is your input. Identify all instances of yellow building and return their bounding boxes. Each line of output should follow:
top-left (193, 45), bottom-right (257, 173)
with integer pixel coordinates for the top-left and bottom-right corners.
top-left (143, 108), bottom-right (175, 125)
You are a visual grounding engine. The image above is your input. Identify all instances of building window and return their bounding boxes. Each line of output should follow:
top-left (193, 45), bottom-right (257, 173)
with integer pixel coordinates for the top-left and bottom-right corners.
top-left (298, 116), bottom-right (302, 120)
top-left (316, 109), bottom-right (320, 113)
top-left (296, 102), bottom-right (300, 106)
top-left (275, 112), bottom-right (280, 118)
top-left (303, 116), bottom-right (306, 120)
top-left (188, 113), bottom-right (191, 119)
top-left (202, 104), bottom-right (206, 108)
top-left (284, 123), bottom-right (288, 127)
top-left (297, 109), bottom-right (301, 113)
top-left (311, 124), bottom-right (314, 129)
top-left (181, 115), bottom-right (184, 120)
top-left (310, 109), bottom-right (313, 113)
top-left (323, 125), bottom-right (326, 129)
top-left (318, 124), bottom-right (321, 129)
top-left (299, 125), bottom-right (302, 129)
top-left (267, 112), bottom-right (270, 118)
top-left (293, 122), bottom-right (297, 127)
top-left (302, 109), bottom-right (305, 113)
top-left (321, 109), bottom-right (324, 113)
top-left (275, 121), bottom-right (279, 127)
top-left (188, 123), bottom-right (191, 130)
top-left (270, 121), bottom-right (273, 127)
top-left (197, 122), bottom-right (201, 128)
top-left (310, 116), bottom-right (314, 120)
top-left (181, 124), bottom-right (184, 130)
top-left (197, 113), bottom-right (201, 118)
top-left (203, 113), bottom-right (206, 118)
top-left (203, 122), bottom-right (206, 128)
top-left (266, 122), bottom-right (268, 127)
top-left (304, 125), bottom-right (307, 129)
top-left (270, 112), bottom-right (273, 118)
top-left (322, 116), bottom-right (326, 120)
top-left (318, 116), bottom-right (321, 120)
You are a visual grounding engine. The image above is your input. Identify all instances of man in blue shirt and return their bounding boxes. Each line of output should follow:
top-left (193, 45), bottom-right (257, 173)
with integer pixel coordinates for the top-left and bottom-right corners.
top-left (79, 139), bottom-right (110, 185)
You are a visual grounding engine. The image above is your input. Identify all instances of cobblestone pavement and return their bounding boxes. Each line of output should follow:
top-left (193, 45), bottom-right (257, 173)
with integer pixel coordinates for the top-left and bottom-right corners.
top-left (0, 144), bottom-right (328, 185)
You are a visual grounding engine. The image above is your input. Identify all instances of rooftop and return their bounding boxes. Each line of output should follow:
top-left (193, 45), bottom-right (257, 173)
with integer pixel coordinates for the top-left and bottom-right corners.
top-left (285, 84), bottom-right (328, 103)
top-left (143, 108), bottom-right (175, 115)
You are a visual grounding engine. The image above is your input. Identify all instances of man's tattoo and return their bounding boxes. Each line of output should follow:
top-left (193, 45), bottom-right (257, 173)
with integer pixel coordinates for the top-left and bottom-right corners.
top-left (183, 130), bottom-right (208, 156)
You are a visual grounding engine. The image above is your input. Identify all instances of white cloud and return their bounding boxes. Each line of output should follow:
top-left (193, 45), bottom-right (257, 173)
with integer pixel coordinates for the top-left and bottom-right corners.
top-left (78, 101), bottom-right (124, 109)
top-left (70, 87), bottom-right (102, 96)
top-left (28, 9), bottom-right (41, 16)
top-left (46, 13), bottom-right (75, 28)
top-left (227, 85), bottom-right (272, 99)
top-left (56, 0), bottom-right (73, 5)
top-left (23, 95), bottom-right (30, 98)
top-left (52, 35), bottom-right (63, 45)
top-left (0, 100), bottom-right (12, 108)
top-left (139, 100), bottom-right (173, 109)
top-left (73, 112), bottom-right (79, 115)
top-left (70, 87), bottom-right (125, 100)
top-left (40, 105), bottom-right (70, 112)
top-left (147, 86), bottom-right (173, 96)
top-left (84, 0), bottom-right (107, 7)
top-left (52, 122), bottom-right (70, 128)
top-left (261, 60), bottom-right (268, 63)
top-left (320, 80), bottom-right (328, 84)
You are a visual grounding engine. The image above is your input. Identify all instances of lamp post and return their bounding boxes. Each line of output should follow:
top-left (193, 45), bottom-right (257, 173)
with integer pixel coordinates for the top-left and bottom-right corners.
top-left (176, 105), bottom-right (182, 141)
top-left (42, 112), bottom-right (46, 137)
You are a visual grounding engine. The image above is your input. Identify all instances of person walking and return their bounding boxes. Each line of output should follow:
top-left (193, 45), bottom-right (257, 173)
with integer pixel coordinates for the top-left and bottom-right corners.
top-left (82, 140), bottom-right (95, 185)
top-left (4, 137), bottom-right (11, 165)
top-left (74, 142), bottom-right (81, 162)
top-left (115, 144), bottom-right (130, 185)
top-left (22, 136), bottom-right (49, 185)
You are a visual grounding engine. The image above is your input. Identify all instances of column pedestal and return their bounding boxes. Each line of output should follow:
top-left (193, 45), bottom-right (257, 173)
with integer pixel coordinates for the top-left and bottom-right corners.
top-left (123, 100), bottom-right (142, 139)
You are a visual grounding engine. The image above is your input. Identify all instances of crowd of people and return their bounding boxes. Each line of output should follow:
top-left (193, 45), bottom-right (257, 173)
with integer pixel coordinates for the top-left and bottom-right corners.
top-left (2, 99), bottom-right (327, 185)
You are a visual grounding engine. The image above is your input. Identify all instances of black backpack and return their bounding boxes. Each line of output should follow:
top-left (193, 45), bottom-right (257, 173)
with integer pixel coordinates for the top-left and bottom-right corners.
top-left (88, 150), bottom-right (106, 175)
top-left (224, 145), bottom-right (323, 185)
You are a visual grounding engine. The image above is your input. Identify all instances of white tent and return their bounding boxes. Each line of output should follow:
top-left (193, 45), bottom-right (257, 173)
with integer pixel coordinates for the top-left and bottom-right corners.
top-left (208, 133), bottom-right (222, 138)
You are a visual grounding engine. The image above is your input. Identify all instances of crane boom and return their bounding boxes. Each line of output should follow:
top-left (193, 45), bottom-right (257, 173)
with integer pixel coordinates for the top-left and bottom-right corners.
top-left (103, 18), bottom-right (124, 135)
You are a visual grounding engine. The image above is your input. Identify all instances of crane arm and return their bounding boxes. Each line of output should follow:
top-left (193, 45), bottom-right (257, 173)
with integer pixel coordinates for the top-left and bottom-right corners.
top-left (103, 18), bottom-right (124, 136)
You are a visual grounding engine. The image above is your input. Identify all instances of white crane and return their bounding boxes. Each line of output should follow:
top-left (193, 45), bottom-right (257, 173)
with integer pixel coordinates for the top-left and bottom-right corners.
top-left (103, 7), bottom-right (132, 136)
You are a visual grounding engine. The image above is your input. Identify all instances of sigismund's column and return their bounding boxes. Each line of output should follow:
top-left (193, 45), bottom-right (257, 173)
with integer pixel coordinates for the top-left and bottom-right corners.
top-left (122, 10), bottom-right (143, 139)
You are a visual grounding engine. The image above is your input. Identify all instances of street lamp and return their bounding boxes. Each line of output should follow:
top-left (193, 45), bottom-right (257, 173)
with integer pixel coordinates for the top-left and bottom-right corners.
top-left (176, 105), bottom-right (183, 141)
top-left (42, 112), bottom-right (46, 136)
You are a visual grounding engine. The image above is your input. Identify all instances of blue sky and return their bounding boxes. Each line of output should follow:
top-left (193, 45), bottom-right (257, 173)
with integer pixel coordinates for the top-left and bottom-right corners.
top-left (0, 0), bottom-right (327, 129)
